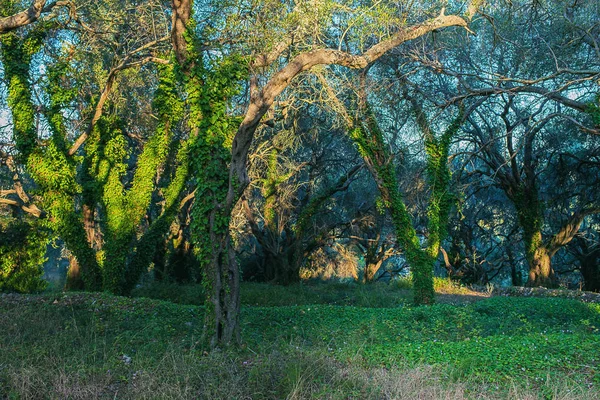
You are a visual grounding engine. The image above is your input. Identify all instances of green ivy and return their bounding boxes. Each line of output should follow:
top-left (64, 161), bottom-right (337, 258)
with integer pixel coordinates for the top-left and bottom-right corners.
top-left (586, 94), bottom-right (600, 127)
top-left (1, 29), bottom-right (102, 290)
top-left (97, 62), bottom-right (186, 295)
top-left (0, 221), bottom-right (48, 293)
top-left (351, 104), bottom-right (462, 305)
top-left (0, 29), bottom-right (44, 160)
top-left (180, 27), bottom-right (247, 342)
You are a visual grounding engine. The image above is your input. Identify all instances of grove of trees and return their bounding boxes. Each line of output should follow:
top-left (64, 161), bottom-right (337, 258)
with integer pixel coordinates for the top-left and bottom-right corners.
top-left (1, 0), bottom-right (599, 347)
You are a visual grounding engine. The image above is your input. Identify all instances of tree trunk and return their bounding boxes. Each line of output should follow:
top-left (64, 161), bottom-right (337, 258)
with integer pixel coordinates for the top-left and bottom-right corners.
top-left (580, 259), bottom-right (600, 292)
top-left (65, 254), bottom-right (83, 290)
top-left (82, 205), bottom-right (99, 250)
top-left (202, 211), bottom-right (240, 347)
top-left (576, 242), bottom-right (600, 292)
top-left (363, 261), bottom-right (382, 283)
top-left (525, 244), bottom-right (557, 287)
top-left (363, 244), bottom-right (383, 283)
top-left (514, 185), bottom-right (558, 288)
top-left (507, 246), bottom-right (523, 286)
top-left (272, 245), bottom-right (301, 285)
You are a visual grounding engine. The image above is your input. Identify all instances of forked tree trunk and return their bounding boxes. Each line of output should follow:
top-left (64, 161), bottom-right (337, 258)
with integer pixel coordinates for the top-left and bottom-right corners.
top-left (363, 242), bottom-right (384, 283)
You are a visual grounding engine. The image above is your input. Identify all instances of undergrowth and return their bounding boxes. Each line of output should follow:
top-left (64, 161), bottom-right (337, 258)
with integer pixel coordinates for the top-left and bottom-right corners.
top-left (1, 290), bottom-right (599, 399)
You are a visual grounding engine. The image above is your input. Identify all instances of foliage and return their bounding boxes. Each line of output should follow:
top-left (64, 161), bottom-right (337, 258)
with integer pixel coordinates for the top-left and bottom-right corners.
top-left (0, 221), bottom-right (47, 293)
top-left (1, 27), bottom-right (103, 290)
top-left (586, 95), bottom-right (600, 127)
top-left (95, 61), bottom-right (187, 295)
top-left (0, 29), bottom-right (43, 160)
top-left (189, 54), bottom-right (247, 274)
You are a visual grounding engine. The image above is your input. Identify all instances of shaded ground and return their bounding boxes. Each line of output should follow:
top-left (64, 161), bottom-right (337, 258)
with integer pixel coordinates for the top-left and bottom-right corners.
top-left (130, 279), bottom-right (493, 308)
top-left (493, 286), bottom-right (600, 303)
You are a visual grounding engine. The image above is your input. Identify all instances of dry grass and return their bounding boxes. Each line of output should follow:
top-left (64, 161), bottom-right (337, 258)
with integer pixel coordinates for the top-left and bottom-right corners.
top-left (5, 349), bottom-right (596, 399)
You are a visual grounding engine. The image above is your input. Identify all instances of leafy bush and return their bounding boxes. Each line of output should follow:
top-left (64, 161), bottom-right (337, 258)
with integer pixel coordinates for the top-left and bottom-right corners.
top-left (0, 221), bottom-right (48, 293)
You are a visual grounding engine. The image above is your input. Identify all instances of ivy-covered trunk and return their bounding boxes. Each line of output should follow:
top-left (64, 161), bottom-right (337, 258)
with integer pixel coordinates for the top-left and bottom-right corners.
top-left (351, 112), bottom-right (434, 304)
top-left (350, 100), bottom-right (462, 305)
top-left (0, 28), bottom-right (103, 290)
top-left (185, 55), bottom-right (246, 346)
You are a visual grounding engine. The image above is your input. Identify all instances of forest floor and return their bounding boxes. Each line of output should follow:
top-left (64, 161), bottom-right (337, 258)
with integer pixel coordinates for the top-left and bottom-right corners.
top-left (1, 281), bottom-right (600, 399)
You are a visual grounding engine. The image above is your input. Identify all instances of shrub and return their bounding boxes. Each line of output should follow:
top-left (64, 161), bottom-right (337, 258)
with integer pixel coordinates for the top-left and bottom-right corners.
top-left (0, 221), bottom-right (48, 293)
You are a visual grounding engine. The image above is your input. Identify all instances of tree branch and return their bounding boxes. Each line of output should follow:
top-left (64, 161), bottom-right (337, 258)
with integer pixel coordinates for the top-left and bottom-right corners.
top-left (546, 207), bottom-right (600, 255)
top-left (0, 0), bottom-right (47, 34)
top-left (67, 36), bottom-right (170, 156)
top-left (227, 10), bottom-right (469, 207)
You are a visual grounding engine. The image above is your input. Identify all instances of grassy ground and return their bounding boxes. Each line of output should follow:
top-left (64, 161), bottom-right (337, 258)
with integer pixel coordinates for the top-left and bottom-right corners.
top-left (130, 278), bottom-right (489, 307)
top-left (1, 282), bottom-right (599, 399)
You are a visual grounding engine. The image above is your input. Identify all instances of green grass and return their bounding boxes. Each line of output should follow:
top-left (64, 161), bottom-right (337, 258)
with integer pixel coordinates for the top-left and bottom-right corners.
top-left (1, 288), bottom-right (600, 399)
top-left (130, 279), bottom-right (482, 308)
top-left (131, 280), bottom-right (413, 307)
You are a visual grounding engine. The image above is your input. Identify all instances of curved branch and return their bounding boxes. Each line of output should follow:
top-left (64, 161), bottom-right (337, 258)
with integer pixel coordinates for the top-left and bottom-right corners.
top-left (546, 207), bottom-right (600, 255)
top-left (228, 10), bottom-right (469, 205)
top-left (449, 85), bottom-right (590, 113)
top-left (67, 37), bottom-right (170, 156)
top-left (0, 0), bottom-right (47, 34)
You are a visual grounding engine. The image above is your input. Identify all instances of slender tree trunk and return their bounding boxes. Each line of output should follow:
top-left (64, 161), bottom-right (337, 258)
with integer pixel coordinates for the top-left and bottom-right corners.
top-left (203, 208), bottom-right (240, 346)
top-left (507, 246), bottom-right (522, 286)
